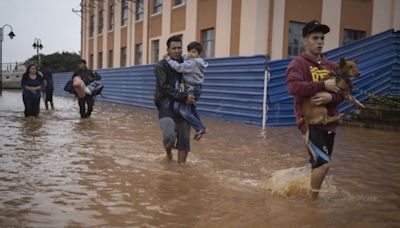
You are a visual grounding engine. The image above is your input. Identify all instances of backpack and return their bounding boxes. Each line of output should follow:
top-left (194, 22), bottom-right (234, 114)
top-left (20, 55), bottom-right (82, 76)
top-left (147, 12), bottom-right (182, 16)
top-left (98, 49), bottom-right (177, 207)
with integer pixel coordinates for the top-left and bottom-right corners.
top-left (86, 81), bottom-right (104, 96)
top-left (63, 79), bottom-right (74, 94)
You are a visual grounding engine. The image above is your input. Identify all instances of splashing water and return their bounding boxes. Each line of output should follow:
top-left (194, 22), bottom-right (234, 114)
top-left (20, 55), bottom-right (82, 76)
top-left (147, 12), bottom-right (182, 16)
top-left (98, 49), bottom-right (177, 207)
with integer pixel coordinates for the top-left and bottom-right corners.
top-left (265, 166), bottom-right (310, 198)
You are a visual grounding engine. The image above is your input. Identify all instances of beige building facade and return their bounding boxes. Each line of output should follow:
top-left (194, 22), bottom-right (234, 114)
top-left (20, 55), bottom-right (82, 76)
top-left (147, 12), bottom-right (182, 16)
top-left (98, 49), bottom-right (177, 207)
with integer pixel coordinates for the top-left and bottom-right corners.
top-left (81, 0), bottom-right (400, 69)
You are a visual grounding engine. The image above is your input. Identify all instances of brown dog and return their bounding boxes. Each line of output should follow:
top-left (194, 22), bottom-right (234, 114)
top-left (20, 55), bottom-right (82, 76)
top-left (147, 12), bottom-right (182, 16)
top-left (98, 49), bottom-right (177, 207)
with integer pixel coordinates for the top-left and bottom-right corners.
top-left (302, 58), bottom-right (364, 149)
top-left (333, 58), bottom-right (365, 109)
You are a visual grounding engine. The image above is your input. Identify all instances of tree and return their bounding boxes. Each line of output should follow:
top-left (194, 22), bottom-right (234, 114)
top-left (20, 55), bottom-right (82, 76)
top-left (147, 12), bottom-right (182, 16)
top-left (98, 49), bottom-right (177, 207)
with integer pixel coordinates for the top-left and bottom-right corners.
top-left (24, 51), bottom-right (81, 73)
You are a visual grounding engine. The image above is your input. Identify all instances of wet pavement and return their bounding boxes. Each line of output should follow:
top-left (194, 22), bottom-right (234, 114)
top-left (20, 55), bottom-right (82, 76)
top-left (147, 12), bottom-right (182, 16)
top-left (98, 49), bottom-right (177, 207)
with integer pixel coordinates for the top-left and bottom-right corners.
top-left (1, 90), bottom-right (399, 227)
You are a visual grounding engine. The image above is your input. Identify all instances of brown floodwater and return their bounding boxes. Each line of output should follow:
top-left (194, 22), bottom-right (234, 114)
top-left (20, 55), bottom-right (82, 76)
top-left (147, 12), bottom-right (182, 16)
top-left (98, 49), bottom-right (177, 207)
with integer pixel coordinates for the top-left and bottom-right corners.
top-left (0, 90), bottom-right (399, 227)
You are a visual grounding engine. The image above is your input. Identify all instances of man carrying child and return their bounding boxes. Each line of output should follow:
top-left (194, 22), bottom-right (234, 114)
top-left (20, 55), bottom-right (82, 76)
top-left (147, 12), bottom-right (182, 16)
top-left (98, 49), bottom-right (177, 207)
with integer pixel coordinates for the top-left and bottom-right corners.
top-left (164, 41), bottom-right (208, 140)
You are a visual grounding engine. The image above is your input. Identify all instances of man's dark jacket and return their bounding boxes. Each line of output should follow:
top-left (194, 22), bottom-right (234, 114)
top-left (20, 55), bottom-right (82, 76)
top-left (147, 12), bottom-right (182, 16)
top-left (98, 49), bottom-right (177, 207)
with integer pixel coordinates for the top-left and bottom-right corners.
top-left (73, 67), bottom-right (101, 85)
top-left (154, 59), bottom-right (188, 119)
top-left (40, 67), bottom-right (54, 90)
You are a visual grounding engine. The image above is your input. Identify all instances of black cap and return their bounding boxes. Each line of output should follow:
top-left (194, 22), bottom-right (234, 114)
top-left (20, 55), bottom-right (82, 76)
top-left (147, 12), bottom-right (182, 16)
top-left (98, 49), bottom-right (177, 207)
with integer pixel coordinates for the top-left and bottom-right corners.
top-left (302, 20), bottom-right (330, 37)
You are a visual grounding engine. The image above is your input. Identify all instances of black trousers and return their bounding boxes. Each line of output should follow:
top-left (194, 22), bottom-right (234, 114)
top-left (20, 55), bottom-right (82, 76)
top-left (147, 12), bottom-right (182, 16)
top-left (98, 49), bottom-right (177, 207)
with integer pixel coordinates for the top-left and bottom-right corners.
top-left (44, 89), bottom-right (54, 102)
top-left (78, 95), bottom-right (95, 118)
top-left (23, 95), bottom-right (41, 117)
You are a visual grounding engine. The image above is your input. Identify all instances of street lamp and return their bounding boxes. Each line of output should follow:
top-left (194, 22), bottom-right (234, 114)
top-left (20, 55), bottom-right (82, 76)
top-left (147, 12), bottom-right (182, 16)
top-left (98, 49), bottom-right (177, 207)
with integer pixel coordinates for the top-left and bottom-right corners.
top-left (32, 38), bottom-right (43, 65)
top-left (0, 24), bottom-right (16, 95)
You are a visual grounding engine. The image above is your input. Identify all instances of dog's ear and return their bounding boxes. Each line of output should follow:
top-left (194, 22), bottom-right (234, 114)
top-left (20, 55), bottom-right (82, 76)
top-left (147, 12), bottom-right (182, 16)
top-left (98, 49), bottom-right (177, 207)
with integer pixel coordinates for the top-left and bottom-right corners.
top-left (339, 58), bottom-right (346, 67)
top-left (352, 59), bottom-right (358, 64)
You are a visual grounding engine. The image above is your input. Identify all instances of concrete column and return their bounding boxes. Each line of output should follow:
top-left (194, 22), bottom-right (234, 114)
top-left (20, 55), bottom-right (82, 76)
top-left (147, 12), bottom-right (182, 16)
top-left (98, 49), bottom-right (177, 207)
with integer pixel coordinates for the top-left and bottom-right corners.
top-left (372, 0), bottom-right (400, 34)
top-left (160, 0), bottom-right (172, 54)
top-left (126, 0), bottom-right (133, 65)
top-left (184, 0), bottom-right (198, 47)
top-left (80, 0), bottom-right (85, 59)
top-left (372, 0), bottom-right (392, 34)
top-left (253, 0), bottom-right (269, 56)
top-left (102, 0), bottom-right (108, 68)
top-left (129, 1), bottom-right (136, 66)
top-left (215, 0), bottom-right (232, 57)
top-left (85, 0), bottom-right (91, 62)
top-left (143, 0), bottom-right (150, 64)
top-left (321, 0), bottom-right (341, 51)
top-left (270, 0), bottom-right (285, 60)
top-left (93, 2), bottom-right (99, 69)
top-left (82, 0), bottom-right (89, 60)
top-left (239, 0), bottom-right (269, 56)
top-left (114, 0), bottom-right (121, 67)
top-left (394, 0), bottom-right (400, 30)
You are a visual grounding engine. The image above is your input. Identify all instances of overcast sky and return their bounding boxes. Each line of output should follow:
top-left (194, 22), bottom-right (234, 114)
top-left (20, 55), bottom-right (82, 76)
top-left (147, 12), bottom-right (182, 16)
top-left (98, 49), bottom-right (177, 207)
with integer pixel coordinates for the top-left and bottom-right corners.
top-left (0, 0), bottom-right (81, 64)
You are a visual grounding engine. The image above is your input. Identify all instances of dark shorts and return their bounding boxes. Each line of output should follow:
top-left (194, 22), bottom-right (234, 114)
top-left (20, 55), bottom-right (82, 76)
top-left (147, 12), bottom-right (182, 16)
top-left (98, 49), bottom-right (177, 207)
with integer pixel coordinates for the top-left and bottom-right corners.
top-left (308, 128), bottom-right (335, 169)
top-left (159, 117), bottom-right (191, 152)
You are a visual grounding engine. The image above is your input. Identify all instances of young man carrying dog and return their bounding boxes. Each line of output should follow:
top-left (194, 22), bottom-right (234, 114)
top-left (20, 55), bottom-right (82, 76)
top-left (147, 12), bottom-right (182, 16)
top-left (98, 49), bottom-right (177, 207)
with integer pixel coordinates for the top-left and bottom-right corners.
top-left (286, 20), bottom-right (344, 199)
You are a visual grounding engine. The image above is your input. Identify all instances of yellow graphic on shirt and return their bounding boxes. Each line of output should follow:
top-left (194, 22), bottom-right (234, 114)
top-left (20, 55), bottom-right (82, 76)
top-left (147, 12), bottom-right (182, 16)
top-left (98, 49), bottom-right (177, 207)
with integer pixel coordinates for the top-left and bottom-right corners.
top-left (178, 83), bottom-right (185, 92)
top-left (310, 66), bottom-right (330, 82)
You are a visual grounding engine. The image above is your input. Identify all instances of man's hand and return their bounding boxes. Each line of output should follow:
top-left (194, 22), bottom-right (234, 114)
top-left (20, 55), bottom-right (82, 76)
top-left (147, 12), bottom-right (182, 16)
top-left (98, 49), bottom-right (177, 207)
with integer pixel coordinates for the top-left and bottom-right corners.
top-left (311, 92), bottom-right (332, 106)
top-left (186, 93), bottom-right (196, 105)
top-left (324, 78), bottom-right (339, 93)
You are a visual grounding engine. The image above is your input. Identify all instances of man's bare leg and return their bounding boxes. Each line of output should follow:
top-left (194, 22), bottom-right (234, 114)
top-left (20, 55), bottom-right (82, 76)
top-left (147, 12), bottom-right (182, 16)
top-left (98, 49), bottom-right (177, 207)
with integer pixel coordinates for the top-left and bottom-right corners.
top-left (165, 148), bottom-right (173, 162)
top-left (160, 117), bottom-right (177, 162)
top-left (177, 150), bottom-right (188, 164)
top-left (310, 163), bottom-right (330, 200)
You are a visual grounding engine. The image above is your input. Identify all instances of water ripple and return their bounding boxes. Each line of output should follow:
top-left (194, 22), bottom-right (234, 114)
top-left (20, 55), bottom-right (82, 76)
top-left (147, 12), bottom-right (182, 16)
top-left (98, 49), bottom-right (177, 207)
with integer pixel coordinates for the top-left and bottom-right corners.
top-left (0, 90), bottom-right (399, 227)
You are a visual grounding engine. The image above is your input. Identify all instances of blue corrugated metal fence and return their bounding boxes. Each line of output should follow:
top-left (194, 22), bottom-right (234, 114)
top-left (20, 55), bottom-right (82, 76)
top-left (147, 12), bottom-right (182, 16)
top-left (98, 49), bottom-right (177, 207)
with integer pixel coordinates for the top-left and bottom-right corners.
top-left (53, 55), bottom-right (267, 125)
top-left (54, 30), bottom-right (400, 127)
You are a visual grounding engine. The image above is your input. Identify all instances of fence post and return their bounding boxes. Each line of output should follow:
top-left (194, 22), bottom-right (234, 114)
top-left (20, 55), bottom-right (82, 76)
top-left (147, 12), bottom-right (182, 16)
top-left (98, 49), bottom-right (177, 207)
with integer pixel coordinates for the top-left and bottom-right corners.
top-left (262, 68), bottom-right (270, 129)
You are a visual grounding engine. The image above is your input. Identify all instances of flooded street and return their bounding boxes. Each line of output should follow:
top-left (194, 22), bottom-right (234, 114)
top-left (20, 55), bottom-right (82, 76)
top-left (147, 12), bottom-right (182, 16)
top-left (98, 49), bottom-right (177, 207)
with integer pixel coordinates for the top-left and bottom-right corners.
top-left (1, 90), bottom-right (399, 227)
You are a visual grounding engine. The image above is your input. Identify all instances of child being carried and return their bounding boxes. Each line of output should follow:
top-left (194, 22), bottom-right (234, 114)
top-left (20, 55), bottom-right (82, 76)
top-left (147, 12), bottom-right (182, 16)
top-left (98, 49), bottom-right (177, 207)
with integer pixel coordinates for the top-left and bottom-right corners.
top-left (164, 41), bottom-right (208, 140)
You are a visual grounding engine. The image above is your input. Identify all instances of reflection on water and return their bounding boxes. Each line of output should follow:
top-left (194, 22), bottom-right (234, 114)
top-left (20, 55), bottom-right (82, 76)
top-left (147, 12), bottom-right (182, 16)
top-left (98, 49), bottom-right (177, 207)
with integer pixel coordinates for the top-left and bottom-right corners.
top-left (1, 90), bottom-right (399, 227)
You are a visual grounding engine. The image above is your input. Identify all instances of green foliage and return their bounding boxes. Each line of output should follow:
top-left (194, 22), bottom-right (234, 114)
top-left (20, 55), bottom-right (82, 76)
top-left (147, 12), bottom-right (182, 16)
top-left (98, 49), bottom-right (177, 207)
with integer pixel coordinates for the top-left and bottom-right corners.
top-left (24, 51), bottom-right (81, 73)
